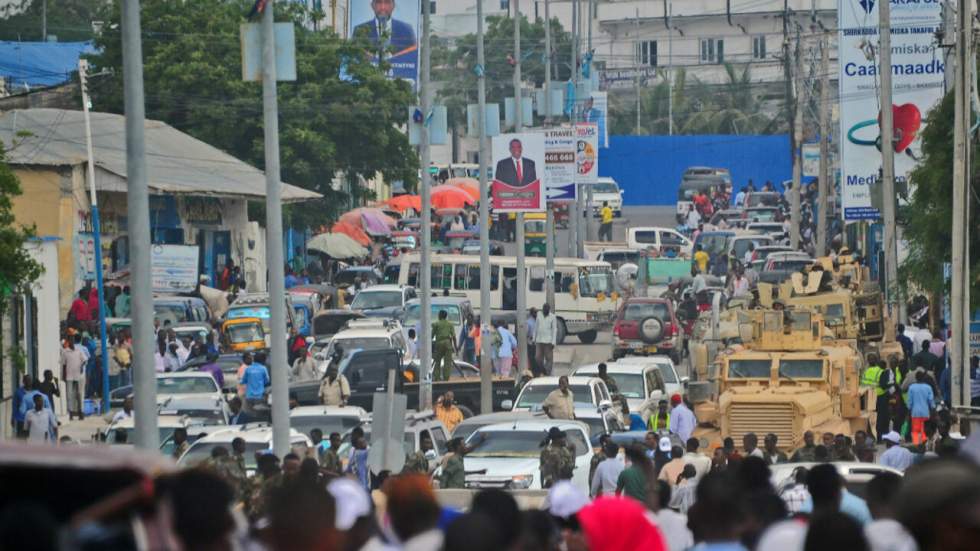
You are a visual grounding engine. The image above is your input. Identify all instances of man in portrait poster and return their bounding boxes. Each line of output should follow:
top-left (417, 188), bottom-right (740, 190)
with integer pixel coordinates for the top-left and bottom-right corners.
top-left (491, 134), bottom-right (545, 212)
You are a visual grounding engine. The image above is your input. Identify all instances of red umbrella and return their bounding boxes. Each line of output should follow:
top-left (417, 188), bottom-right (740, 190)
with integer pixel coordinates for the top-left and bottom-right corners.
top-left (445, 177), bottom-right (481, 201)
top-left (385, 194), bottom-right (422, 212)
top-left (431, 185), bottom-right (477, 209)
top-left (330, 221), bottom-right (372, 246)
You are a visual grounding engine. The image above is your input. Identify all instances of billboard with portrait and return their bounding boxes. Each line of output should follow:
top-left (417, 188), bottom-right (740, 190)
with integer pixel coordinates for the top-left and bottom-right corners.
top-left (581, 91), bottom-right (608, 148)
top-left (838, 0), bottom-right (943, 220)
top-left (348, 0), bottom-right (420, 83)
top-left (491, 133), bottom-right (546, 212)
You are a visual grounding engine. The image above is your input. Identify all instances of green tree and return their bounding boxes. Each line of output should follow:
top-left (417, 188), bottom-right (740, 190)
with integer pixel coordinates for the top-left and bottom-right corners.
top-left (86, 0), bottom-right (418, 227)
top-left (0, 0), bottom-right (102, 42)
top-left (611, 63), bottom-right (781, 135)
top-left (899, 91), bottom-right (980, 310)
top-left (0, 143), bottom-right (44, 309)
top-left (433, 14), bottom-right (572, 132)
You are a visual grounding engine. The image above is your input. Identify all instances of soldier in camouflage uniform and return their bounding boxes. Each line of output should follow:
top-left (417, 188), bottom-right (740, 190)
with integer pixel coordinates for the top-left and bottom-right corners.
top-left (246, 453), bottom-right (281, 519)
top-left (539, 427), bottom-right (575, 488)
top-left (403, 433), bottom-right (434, 475)
top-left (201, 446), bottom-right (248, 501)
top-left (320, 432), bottom-right (343, 475)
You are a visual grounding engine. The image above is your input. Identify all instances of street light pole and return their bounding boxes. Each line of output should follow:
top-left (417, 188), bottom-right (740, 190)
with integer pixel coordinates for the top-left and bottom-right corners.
top-left (544, 0), bottom-right (556, 309)
top-left (477, 0), bottom-right (492, 414)
top-left (513, 1), bottom-right (528, 380)
top-left (419, 0), bottom-right (433, 410)
top-left (120, 0), bottom-right (157, 450)
top-left (260, 0), bottom-right (290, 457)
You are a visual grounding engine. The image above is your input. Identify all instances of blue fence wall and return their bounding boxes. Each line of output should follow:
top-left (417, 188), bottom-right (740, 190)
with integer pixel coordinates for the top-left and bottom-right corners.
top-left (598, 134), bottom-right (792, 205)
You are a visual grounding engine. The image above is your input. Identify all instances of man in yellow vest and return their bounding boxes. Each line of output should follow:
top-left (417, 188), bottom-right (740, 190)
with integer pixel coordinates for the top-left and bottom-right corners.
top-left (647, 400), bottom-right (670, 432)
top-left (862, 353), bottom-right (890, 442)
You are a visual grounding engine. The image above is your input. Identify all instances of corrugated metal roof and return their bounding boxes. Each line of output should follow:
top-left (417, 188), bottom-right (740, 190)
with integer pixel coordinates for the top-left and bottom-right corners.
top-left (0, 41), bottom-right (96, 89)
top-left (0, 108), bottom-right (321, 202)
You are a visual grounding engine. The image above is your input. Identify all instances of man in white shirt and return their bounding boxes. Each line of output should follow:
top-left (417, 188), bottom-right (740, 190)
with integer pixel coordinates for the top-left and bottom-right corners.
top-left (61, 339), bottom-right (88, 420)
top-left (534, 303), bottom-right (558, 375)
top-left (686, 206), bottom-right (700, 230)
top-left (878, 432), bottom-right (914, 472)
top-left (668, 394), bottom-right (696, 442)
top-left (590, 442), bottom-right (624, 497)
top-left (653, 480), bottom-right (694, 551)
top-left (681, 437), bottom-right (711, 479)
top-left (111, 396), bottom-right (134, 424)
top-left (24, 394), bottom-right (58, 443)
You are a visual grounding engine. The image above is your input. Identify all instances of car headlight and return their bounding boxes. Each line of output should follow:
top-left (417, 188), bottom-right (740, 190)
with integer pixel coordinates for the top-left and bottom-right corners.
top-left (509, 475), bottom-right (534, 489)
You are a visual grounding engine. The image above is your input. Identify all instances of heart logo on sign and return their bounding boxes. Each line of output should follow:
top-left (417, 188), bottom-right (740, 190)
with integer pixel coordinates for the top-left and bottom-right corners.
top-left (877, 103), bottom-right (921, 153)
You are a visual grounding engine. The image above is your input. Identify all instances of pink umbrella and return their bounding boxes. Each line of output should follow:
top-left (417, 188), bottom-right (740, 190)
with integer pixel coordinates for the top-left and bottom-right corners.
top-left (338, 208), bottom-right (396, 237)
top-left (430, 185), bottom-right (477, 209)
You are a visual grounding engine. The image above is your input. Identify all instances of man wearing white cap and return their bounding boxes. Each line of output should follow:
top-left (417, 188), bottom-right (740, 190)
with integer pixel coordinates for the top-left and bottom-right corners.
top-left (327, 478), bottom-right (397, 551)
top-left (878, 432), bottom-right (914, 472)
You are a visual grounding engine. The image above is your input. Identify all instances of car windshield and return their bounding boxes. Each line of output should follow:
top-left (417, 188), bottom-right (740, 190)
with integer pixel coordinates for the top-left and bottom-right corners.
top-left (746, 209), bottom-right (778, 221)
top-left (591, 183), bottom-right (619, 194)
top-left (578, 267), bottom-right (614, 297)
top-left (154, 304), bottom-right (188, 325)
top-left (778, 359), bottom-right (823, 379)
top-left (746, 193), bottom-right (782, 207)
top-left (516, 385), bottom-right (593, 409)
top-left (174, 329), bottom-right (209, 341)
top-left (824, 303), bottom-right (845, 324)
top-left (623, 302), bottom-right (669, 321)
top-left (335, 270), bottom-right (371, 286)
top-left (728, 359), bottom-right (772, 378)
top-left (583, 372), bottom-right (644, 398)
top-left (697, 234), bottom-right (730, 256)
top-left (404, 304), bottom-right (462, 326)
top-left (466, 430), bottom-right (541, 457)
top-left (633, 231), bottom-right (657, 244)
top-left (351, 291), bottom-right (403, 310)
top-left (106, 426), bottom-right (176, 445)
top-left (768, 260), bottom-right (812, 272)
top-left (325, 337), bottom-right (391, 357)
top-left (291, 415), bottom-right (362, 437)
top-left (158, 376), bottom-right (218, 394)
top-left (581, 417), bottom-right (606, 438)
top-left (654, 364), bottom-right (678, 384)
top-left (164, 409), bottom-right (225, 424)
top-left (227, 323), bottom-right (264, 343)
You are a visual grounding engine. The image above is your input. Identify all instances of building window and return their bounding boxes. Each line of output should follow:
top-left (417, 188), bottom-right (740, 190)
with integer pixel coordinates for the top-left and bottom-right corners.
top-left (636, 40), bottom-right (657, 67)
top-left (430, 1), bottom-right (436, 15)
top-left (700, 38), bottom-right (724, 64)
top-left (752, 36), bottom-right (766, 60)
top-left (500, 0), bottom-right (509, 11)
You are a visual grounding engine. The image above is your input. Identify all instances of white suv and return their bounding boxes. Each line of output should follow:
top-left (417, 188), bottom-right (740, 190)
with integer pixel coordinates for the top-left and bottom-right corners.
top-left (177, 425), bottom-right (312, 476)
top-left (317, 318), bottom-right (410, 368)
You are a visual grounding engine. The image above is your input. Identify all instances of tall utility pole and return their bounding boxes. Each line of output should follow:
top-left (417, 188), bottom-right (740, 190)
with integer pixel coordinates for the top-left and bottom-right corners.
top-left (568, 0), bottom-right (579, 257)
top-left (477, 0), bottom-right (492, 414)
top-left (419, 0), bottom-right (433, 409)
top-left (513, 1), bottom-right (528, 380)
top-left (789, 32), bottom-right (803, 248)
top-left (668, 3), bottom-right (673, 135)
top-left (879, 0), bottom-right (899, 318)
top-left (816, 33), bottom-right (830, 256)
top-left (634, 10), bottom-right (640, 135)
top-left (544, 0), bottom-right (556, 309)
top-left (261, 0), bottom-right (289, 457)
top-left (950, 0), bottom-right (971, 414)
top-left (78, 60), bottom-right (111, 415)
top-left (120, 0), bottom-right (157, 450)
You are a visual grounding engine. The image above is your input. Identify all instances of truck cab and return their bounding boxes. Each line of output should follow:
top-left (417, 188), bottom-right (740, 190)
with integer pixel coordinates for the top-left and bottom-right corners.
top-left (691, 309), bottom-right (867, 451)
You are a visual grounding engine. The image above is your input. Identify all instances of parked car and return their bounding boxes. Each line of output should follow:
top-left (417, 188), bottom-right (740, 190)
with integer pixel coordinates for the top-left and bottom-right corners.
top-left (584, 177), bottom-right (623, 217)
top-left (402, 296), bottom-right (475, 341)
top-left (319, 318), bottom-right (411, 360)
top-left (157, 395), bottom-right (230, 426)
top-left (178, 425), bottom-right (312, 475)
top-left (612, 298), bottom-right (683, 362)
top-left (290, 348), bottom-right (514, 414)
top-left (460, 420), bottom-right (594, 495)
top-left (571, 362), bottom-right (668, 415)
top-left (626, 227), bottom-right (693, 256)
top-left (615, 356), bottom-right (687, 399)
top-left (154, 296), bottom-right (212, 325)
top-left (289, 405), bottom-right (369, 438)
top-left (348, 284), bottom-right (417, 319)
top-left (506, 376), bottom-right (613, 412)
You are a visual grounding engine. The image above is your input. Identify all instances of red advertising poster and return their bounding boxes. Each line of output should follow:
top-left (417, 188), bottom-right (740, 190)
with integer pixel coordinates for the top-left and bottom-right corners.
top-left (490, 133), bottom-right (546, 212)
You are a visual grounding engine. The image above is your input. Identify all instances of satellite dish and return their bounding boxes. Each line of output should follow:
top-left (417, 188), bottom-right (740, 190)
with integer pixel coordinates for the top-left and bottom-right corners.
top-left (616, 263), bottom-right (638, 291)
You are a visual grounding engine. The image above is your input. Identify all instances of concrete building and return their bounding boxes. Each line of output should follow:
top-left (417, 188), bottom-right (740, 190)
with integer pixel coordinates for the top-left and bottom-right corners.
top-left (0, 108), bottom-right (320, 317)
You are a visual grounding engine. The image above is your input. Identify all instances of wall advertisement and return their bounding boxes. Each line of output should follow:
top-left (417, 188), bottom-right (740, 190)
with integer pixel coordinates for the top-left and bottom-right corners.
top-left (541, 123), bottom-right (599, 202)
top-left (151, 245), bottom-right (200, 294)
top-left (838, 0), bottom-right (944, 220)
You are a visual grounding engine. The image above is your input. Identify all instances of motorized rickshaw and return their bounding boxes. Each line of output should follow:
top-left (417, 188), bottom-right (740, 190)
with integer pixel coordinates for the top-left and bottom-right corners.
top-left (221, 317), bottom-right (267, 353)
top-left (524, 213), bottom-right (549, 257)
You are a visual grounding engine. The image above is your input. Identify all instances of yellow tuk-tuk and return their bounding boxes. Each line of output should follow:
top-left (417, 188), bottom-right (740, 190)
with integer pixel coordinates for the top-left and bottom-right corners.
top-left (524, 213), bottom-right (548, 257)
top-left (221, 317), bottom-right (267, 353)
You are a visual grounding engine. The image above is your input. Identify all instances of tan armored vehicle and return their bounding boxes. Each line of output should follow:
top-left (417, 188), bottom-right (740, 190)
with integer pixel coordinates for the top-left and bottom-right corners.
top-left (690, 309), bottom-right (869, 451)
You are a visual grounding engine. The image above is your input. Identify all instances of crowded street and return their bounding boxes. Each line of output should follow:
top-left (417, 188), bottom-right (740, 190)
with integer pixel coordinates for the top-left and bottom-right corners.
top-left (2, 1), bottom-right (980, 551)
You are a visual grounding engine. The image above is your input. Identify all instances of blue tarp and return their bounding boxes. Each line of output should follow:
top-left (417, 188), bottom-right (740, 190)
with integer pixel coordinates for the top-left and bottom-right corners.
top-left (598, 134), bottom-right (793, 205)
top-left (0, 41), bottom-right (96, 89)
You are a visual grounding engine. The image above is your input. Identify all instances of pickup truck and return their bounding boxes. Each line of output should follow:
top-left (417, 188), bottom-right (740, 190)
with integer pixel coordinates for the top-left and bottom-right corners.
top-left (288, 348), bottom-right (515, 416)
